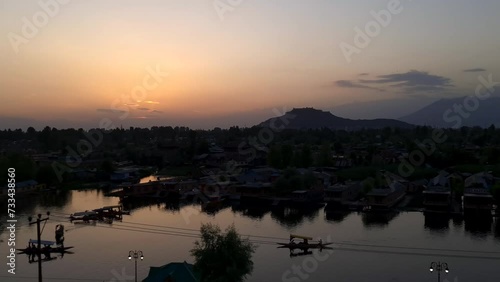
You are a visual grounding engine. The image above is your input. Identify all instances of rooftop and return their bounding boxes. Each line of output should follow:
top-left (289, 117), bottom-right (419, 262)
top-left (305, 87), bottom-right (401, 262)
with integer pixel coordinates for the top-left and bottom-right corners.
top-left (142, 261), bottom-right (199, 282)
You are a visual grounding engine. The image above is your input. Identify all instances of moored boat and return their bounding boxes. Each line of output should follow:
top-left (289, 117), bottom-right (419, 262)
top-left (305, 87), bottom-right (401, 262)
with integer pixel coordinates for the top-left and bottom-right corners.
top-left (17, 239), bottom-right (74, 254)
top-left (277, 234), bottom-right (332, 250)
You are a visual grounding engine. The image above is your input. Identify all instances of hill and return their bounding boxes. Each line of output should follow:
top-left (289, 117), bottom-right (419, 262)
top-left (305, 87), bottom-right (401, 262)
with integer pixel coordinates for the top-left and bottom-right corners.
top-left (258, 108), bottom-right (414, 130)
top-left (399, 96), bottom-right (500, 128)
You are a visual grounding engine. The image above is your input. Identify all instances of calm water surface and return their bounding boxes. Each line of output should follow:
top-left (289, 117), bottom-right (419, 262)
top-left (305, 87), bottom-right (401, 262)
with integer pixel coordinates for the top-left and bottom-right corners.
top-left (2, 189), bottom-right (500, 282)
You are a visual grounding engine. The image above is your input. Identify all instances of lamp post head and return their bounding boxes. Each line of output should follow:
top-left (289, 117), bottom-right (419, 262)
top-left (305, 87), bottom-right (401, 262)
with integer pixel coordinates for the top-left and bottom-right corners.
top-left (429, 267), bottom-right (434, 272)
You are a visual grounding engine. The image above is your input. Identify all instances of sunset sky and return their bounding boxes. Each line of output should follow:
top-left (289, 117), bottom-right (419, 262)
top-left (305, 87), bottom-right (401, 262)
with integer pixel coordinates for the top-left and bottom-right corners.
top-left (1, 0), bottom-right (499, 129)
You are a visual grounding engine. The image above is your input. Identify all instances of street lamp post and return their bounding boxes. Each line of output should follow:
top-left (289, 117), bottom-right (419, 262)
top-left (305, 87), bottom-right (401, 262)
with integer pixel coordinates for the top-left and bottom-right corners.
top-left (429, 261), bottom-right (449, 282)
top-left (128, 250), bottom-right (144, 282)
top-left (28, 212), bottom-right (50, 282)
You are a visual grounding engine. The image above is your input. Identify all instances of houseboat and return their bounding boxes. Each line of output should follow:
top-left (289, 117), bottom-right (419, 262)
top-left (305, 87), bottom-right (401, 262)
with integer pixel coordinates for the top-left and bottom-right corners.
top-left (115, 179), bottom-right (198, 200)
top-left (236, 183), bottom-right (289, 206)
top-left (463, 172), bottom-right (494, 216)
top-left (289, 190), bottom-right (324, 208)
top-left (365, 180), bottom-right (406, 211)
top-left (324, 181), bottom-right (362, 206)
top-left (423, 172), bottom-right (452, 213)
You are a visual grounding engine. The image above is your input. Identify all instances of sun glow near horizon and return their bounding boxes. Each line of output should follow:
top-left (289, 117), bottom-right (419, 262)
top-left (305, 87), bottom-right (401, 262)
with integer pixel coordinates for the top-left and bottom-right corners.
top-left (1, 0), bottom-right (500, 129)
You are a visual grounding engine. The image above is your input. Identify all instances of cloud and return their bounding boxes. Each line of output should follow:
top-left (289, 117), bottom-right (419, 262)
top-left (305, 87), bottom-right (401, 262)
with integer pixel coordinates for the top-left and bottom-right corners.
top-left (359, 70), bottom-right (453, 92)
top-left (96, 108), bottom-right (127, 114)
top-left (151, 110), bottom-right (164, 114)
top-left (137, 107), bottom-right (150, 111)
top-left (359, 73), bottom-right (369, 76)
top-left (144, 100), bottom-right (160, 104)
top-left (335, 80), bottom-right (384, 91)
top-left (463, 68), bottom-right (486, 73)
top-left (124, 103), bottom-right (138, 106)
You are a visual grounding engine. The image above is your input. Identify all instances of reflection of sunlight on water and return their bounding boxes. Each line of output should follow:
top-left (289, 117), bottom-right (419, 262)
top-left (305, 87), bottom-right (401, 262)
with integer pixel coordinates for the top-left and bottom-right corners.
top-left (3, 190), bottom-right (500, 282)
top-left (140, 175), bottom-right (158, 183)
top-left (139, 174), bottom-right (175, 183)
top-left (66, 190), bottom-right (120, 213)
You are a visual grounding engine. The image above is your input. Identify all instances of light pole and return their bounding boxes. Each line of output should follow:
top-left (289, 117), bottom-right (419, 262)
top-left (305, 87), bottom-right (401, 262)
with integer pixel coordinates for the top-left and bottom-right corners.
top-left (128, 250), bottom-right (144, 282)
top-left (429, 261), bottom-right (449, 282)
top-left (28, 212), bottom-right (50, 282)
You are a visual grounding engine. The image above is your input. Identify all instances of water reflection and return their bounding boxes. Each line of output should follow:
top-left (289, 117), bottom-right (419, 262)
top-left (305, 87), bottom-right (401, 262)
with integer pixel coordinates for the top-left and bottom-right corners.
top-left (495, 218), bottom-right (500, 239)
top-left (231, 203), bottom-right (271, 220)
top-left (423, 212), bottom-right (450, 234)
top-left (38, 189), bottom-right (71, 207)
top-left (324, 209), bottom-right (352, 223)
top-left (19, 251), bottom-right (72, 264)
top-left (163, 201), bottom-right (181, 212)
top-left (452, 215), bottom-right (464, 228)
top-left (120, 197), bottom-right (165, 211)
top-left (361, 211), bottom-right (400, 228)
top-left (4, 190), bottom-right (500, 282)
top-left (270, 206), bottom-right (322, 228)
top-left (464, 215), bottom-right (493, 237)
top-left (201, 202), bottom-right (231, 216)
top-left (0, 192), bottom-right (44, 239)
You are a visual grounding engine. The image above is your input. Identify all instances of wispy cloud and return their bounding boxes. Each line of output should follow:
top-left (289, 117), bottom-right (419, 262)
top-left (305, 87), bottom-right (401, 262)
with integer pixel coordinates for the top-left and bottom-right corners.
top-left (144, 100), bottom-right (160, 104)
top-left (359, 70), bottom-right (453, 92)
top-left (335, 80), bottom-right (384, 91)
top-left (151, 110), bottom-right (163, 114)
top-left (97, 108), bottom-right (127, 114)
top-left (137, 107), bottom-right (150, 111)
top-left (124, 103), bottom-right (138, 107)
top-left (463, 68), bottom-right (486, 73)
top-left (359, 73), bottom-right (369, 76)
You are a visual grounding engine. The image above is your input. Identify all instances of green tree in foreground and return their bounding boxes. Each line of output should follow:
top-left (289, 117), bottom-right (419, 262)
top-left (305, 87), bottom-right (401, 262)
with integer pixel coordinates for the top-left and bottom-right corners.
top-left (191, 223), bottom-right (256, 282)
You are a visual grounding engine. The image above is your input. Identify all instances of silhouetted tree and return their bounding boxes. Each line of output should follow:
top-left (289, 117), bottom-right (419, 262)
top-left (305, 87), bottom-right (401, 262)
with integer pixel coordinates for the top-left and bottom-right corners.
top-left (267, 145), bottom-right (282, 168)
top-left (191, 223), bottom-right (255, 282)
top-left (36, 165), bottom-right (58, 185)
top-left (317, 142), bottom-right (333, 167)
top-left (299, 144), bottom-right (312, 168)
top-left (281, 144), bottom-right (293, 168)
top-left (100, 160), bottom-right (115, 174)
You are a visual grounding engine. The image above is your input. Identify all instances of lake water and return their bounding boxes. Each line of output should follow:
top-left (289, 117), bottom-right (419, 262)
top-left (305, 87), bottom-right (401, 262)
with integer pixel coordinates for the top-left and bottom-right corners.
top-left (2, 189), bottom-right (500, 282)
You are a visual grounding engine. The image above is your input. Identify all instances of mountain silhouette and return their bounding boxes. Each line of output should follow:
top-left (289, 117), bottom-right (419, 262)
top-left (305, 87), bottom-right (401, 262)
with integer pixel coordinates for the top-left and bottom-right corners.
top-left (258, 108), bottom-right (414, 130)
top-left (399, 96), bottom-right (500, 128)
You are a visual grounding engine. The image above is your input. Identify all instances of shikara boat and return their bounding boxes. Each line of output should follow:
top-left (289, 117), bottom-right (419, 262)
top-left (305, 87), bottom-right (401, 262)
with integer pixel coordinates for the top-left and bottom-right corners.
top-left (277, 234), bottom-right (333, 250)
top-left (17, 239), bottom-right (74, 254)
top-left (69, 211), bottom-right (99, 221)
top-left (18, 246), bottom-right (74, 255)
top-left (277, 242), bottom-right (333, 249)
top-left (69, 205), bottom-right (129, 222)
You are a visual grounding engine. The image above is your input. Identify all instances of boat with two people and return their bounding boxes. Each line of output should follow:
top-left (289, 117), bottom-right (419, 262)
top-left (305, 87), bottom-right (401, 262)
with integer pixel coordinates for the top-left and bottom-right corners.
top-left (277, 234), bottom-right (333, 250)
